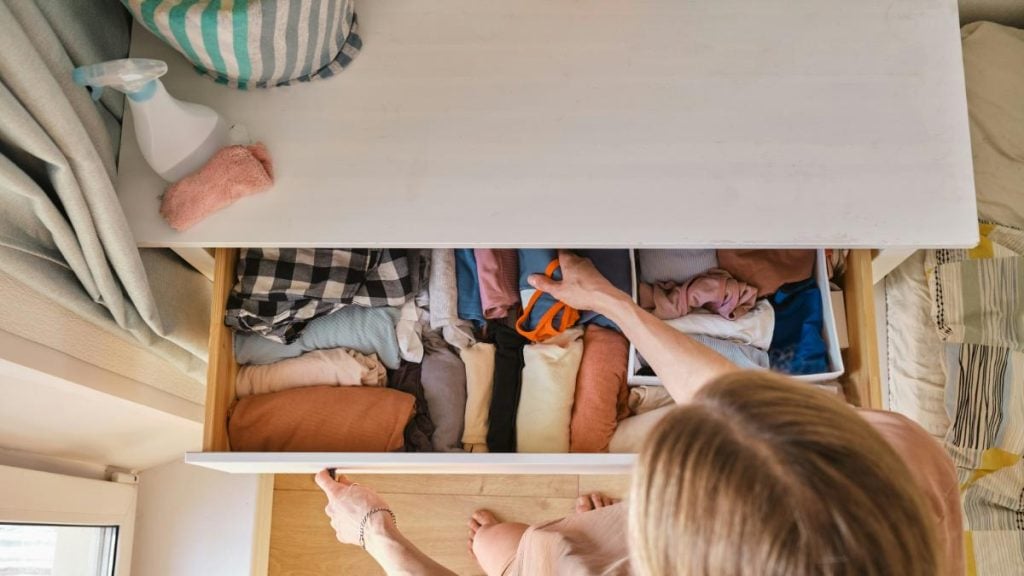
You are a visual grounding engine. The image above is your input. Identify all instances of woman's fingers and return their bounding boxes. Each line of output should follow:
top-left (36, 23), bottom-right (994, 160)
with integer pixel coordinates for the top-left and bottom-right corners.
top-left (314, 469), bottom-right (337, 493)
top-left (527, 273), bottom-right (558, 292)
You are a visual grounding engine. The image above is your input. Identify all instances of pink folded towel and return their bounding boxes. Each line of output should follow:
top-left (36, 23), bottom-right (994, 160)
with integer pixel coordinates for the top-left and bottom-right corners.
top-left (160, 143), bottom-right (273, 231)
top-left (638, 268), bottom-right (758, 320)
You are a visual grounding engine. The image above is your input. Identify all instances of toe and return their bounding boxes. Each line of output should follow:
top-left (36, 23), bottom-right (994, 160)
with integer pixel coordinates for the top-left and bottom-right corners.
top-left (576, 496), bottom-right (594, 513)
top-left (472, 509), bottom-right (498, 526)
top-left (468, 517), bottom-right (481, 533)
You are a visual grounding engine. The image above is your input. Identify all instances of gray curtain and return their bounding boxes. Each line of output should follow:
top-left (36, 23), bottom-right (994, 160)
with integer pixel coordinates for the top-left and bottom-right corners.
top-left (0, 0), bottom-right (210, 381)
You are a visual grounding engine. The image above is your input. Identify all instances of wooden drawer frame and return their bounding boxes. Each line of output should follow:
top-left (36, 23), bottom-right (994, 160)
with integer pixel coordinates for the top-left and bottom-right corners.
top-left (188, 248), bottom-right (880, 474)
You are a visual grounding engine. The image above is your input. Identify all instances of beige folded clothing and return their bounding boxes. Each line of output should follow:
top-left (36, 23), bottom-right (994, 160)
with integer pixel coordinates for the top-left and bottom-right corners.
top-left (461, 342), bottom-right (496, 446)
top-left (517, 328), bottom-right (584, 453)
top-left (609, 405), bottom-right (675, 454)
top-left (235, 348), bottom-right (387, 397)
top-left (627, 385), bottom-right (675, 416)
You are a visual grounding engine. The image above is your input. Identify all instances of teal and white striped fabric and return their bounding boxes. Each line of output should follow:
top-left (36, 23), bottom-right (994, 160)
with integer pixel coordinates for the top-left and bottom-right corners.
top-left (122, 0), bottom-right (361, 89)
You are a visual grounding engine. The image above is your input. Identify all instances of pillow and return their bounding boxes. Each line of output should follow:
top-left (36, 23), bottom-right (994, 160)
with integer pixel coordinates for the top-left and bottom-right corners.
top-left (962, 22), bottom-right (1024, 230)
top-left (570, 325), bottom-right (629, 453)
top-left (227, 385), bottom-right (413, 452)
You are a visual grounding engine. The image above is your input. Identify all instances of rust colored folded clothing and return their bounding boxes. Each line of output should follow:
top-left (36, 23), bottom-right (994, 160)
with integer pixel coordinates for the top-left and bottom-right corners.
top-left (637, 269), bottom-right (758, 321)
top-left (716, 249), bottom-right (816, 296)
top-left (235, 348), bottom-right (387, 397)
top-left (569, 325), bottom-right (630, 453)
top-left (227, 386), bottom-right (414, 452)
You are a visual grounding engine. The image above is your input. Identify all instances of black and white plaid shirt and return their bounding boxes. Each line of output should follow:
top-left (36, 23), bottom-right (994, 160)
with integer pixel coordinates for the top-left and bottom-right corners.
top-left (225, 248), bottom-right (412, 344)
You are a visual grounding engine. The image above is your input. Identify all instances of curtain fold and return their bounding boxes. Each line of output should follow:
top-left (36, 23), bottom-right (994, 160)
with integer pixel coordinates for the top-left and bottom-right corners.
top-left (0, 0), bottom-right (209, 381)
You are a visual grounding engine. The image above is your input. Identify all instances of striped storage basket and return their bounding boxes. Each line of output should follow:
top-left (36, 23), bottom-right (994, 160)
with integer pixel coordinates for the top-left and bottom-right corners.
top-left (122, 0), bottom-right (362, 89)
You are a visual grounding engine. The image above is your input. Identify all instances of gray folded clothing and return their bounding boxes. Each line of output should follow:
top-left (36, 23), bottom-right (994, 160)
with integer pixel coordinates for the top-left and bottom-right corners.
top-left (420, 330), bottom-right (467, 452)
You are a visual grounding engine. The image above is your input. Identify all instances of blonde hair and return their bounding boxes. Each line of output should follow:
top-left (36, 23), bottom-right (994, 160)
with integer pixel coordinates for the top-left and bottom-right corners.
top-left (628, 371), bottom-right (938, 576)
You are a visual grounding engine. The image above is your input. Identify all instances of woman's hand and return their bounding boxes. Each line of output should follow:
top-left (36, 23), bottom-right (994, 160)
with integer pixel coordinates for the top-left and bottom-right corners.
top-left (315, 469), bottom-right (394, 546)
top-left (527, 250), bottom-right (629, 313)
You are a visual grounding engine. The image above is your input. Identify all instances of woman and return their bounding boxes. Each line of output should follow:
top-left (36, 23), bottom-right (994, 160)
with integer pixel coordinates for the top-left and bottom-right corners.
top-left (315, 251), bottom-right (963, 575)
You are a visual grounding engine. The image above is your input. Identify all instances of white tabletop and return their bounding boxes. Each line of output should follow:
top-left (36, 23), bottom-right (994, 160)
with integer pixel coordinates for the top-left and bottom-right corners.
top-left (117, 0), bottom-right (978, 249)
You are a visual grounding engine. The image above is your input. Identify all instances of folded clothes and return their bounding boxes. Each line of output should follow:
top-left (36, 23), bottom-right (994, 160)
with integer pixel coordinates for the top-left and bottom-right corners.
top-left (570, 325), bottom-right (630, 453)
top-left (474, 249), bottom-right (520, 320)
top-left (516, 250), bottom-right (630, 341)
top-left (487, 322), bottom-right (529, 452)
top-left (578, 250), bottom-right (632, 330)
top-left (389, 362), bottom-right (435, 452)
top-left (663, 299), bottom-right (775, 351)
top-left (627, 385), bottom-right (675, 416)
top-left (420, 331), bottom-right (467, 452)
top-left (769, 279), bottom-right (828, 375)
top-left (233, 305), bottom-right (402, 368)
top-left (160, 143), bottom-right (273, 231)
top-left (235, 348), bottom-right (386, 397)
top-left (455, 249), bottom-right (486, 326)
top-left (638, 269), bottom-right (758, 321)
top-left (461, 342), bottom-right (496, 449)
top-left (227, 385), bottom-right (414, 452)
top-left (638, 249), bottom-right (718, 284)
top-left (717, 249), bottom-right (816, 297)
top-left (395, 300), bottom-right (424, 363)
top-left (636, 334), bottom-right (769, 377)
top-left (517, 328), bottom-right (584, 453)
top-left (429, 250), bottom-right (476, 350)
top-left (226, 248), bottom-right (412, 344)
top-left (517, 249), bottom-right (578, 342)
top-left (609, 405), bottom-right (675, 453)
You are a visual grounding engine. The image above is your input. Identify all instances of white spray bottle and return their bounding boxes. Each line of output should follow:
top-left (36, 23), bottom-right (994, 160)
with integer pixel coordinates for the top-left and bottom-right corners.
top-left (73, 58), bottom-right (230, 182)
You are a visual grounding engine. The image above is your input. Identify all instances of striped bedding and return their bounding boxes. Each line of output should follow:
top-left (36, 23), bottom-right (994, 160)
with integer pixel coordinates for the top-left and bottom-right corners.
top-left (926, 223), bottom-right (1024, 574)
top-left (123, 0), bottom-right (362, 89)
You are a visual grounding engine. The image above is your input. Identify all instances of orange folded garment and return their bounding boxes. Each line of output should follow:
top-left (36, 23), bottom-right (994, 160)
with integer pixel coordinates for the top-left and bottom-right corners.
top-left (227, 385), bottom-right (413, 452)
top-left (569, 325), bottom-right (630, 453)
top-left (160, 143), bottom-right (273, 231)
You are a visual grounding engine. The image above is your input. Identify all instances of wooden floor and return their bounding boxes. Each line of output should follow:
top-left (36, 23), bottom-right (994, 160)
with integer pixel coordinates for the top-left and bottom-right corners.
top-left (269, 474), bottom-right (632, 576)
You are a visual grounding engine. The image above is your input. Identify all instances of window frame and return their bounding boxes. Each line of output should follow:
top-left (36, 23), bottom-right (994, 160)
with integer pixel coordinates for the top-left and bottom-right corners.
top-left (0, 464), bottom-right (136, 576)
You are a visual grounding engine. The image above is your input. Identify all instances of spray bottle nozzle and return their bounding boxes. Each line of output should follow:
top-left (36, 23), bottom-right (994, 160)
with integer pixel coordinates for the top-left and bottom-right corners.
top-left (72, 58), bottom-right (168, 102)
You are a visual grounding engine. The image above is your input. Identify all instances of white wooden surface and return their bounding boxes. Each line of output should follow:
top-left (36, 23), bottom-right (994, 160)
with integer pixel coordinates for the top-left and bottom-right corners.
top-left (185, 452), bottom-right (636, 475)
top-left (117, 0), bottom-right (977, 249)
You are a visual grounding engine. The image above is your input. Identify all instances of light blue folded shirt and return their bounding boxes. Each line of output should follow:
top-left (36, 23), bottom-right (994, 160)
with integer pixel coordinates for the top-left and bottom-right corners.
top-left (233, 305), bottom-right (402, 368)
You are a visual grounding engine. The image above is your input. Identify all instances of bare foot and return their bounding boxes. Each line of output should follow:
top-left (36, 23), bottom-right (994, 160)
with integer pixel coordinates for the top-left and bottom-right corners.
top-left (575, 492), bottom-right (620, 513)
top-left (467, 509), bottom-right (500, 554)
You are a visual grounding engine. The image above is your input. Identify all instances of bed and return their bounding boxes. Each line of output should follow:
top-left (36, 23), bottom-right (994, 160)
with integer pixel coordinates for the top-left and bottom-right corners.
top-left (884, 18), bottom-right (1024, 575)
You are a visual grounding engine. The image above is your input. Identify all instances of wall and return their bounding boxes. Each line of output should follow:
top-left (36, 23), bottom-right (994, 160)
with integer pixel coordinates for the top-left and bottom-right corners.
top-left (132, 459), bottom-right (272, 576)
top-left (0, 350), bottom-right (202, 472)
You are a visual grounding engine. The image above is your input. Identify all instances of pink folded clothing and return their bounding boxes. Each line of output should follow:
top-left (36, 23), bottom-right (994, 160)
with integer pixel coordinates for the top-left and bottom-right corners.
top-left (638, 268), bottom-right (758, 320)
top-left (235, 348), bottom-right (388, 398)
top-left (160, 143), bottom-right (273, 231)
top-left (474, 249), bottom-right (520, 319)
top-left (716, 249), bottom-right (816, 296)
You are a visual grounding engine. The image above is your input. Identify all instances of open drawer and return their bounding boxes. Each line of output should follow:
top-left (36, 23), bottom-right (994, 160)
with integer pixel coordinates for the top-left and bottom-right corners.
top-left (186, 248), bottom-right (881, 474)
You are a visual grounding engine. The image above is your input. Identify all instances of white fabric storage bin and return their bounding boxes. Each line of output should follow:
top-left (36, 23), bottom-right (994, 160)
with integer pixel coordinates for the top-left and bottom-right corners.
top-left (626, 249), bottom-right (845, 385)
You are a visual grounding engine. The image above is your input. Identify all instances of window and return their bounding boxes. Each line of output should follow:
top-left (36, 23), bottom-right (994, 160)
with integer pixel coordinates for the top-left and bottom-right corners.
top-left (0, 524), bottom-right (117, 576)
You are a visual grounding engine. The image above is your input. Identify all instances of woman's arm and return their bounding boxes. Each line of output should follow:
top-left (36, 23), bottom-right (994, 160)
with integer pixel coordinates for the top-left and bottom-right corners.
top-left (315, 471), bottom-right (457, 576)
top-left (528, 250), bottom-right (739, 404)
